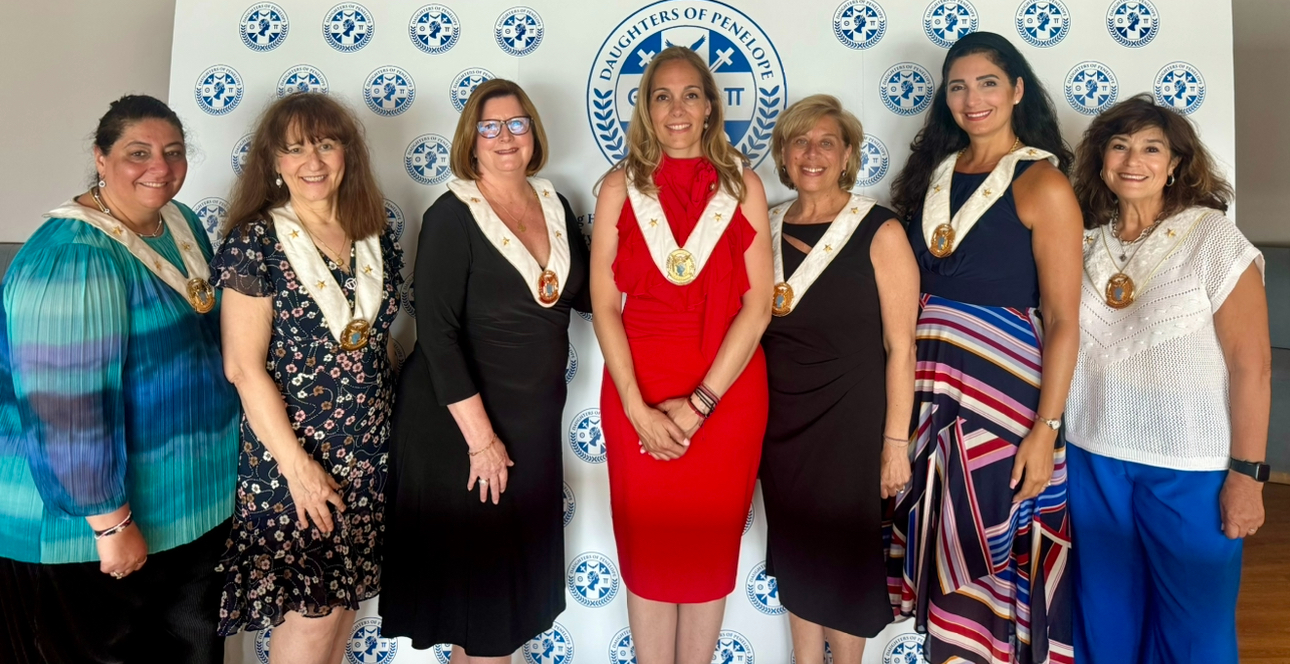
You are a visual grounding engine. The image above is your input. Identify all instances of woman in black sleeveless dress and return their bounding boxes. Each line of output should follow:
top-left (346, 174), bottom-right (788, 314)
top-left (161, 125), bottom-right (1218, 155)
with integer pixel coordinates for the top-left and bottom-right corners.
top-left (759, 95), bottom-right (919, 664)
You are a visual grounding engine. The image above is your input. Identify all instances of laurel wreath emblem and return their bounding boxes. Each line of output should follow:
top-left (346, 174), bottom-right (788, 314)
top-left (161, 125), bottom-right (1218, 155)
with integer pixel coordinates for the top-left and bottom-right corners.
top-left (592, 85), bottom-right (781, 165)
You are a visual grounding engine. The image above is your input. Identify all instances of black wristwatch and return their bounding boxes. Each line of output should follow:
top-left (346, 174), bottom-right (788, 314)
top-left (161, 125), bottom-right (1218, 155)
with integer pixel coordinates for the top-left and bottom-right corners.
top-left (1229, 458), bottom-right (1271, 483)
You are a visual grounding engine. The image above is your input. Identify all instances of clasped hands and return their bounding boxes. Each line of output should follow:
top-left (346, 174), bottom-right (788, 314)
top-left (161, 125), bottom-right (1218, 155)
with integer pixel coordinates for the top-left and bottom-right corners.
top-left (629, 395), bottom-right (704, 461)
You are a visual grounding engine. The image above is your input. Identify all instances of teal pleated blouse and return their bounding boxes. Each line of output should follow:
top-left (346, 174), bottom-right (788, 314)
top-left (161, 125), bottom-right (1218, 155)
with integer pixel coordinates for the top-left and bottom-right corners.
top-left (0, 201), bottom-right (239, 564)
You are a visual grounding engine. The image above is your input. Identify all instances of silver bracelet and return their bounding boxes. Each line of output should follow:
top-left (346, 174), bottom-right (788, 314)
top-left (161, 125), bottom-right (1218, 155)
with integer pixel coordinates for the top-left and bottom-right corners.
top-left (93, 511), bottom-right (133, 540)
top-left (883, 435), bottom-right (909, 446)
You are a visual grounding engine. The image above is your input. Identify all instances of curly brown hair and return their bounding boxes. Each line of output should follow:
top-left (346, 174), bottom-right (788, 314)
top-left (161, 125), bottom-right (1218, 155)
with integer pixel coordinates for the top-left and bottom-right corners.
top-left (1073, 93), bottom-right (1232, 229)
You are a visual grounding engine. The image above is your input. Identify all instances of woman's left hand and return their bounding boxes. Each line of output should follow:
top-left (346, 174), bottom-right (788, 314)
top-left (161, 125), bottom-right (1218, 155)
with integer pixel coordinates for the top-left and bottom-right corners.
top-left (1010, 430), bottom-right (1055, 503)
top-left (658, 397), bottom-right (703, 441)
top-left (1219, 472), bottom-right (1265, 539)
top-left (880, 441), bottom-right (912, 499)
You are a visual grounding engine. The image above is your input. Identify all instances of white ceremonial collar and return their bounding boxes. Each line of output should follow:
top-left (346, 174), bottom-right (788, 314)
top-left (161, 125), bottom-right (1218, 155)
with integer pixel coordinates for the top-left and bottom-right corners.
top-left (269, 203), bottom-right (384, 350)
top-left (447, 177), bottom-right (570, 308)
top-left (46, 200), bottom-right (216, 314)
top-left (921, 146), bottom-right (1057, 257)
top-left (1083, 206), bottom-right (1209, 310)
top-left (625, 164), bottom-right (741, 286)
top-left (769, 193), bottom-right (877, 316)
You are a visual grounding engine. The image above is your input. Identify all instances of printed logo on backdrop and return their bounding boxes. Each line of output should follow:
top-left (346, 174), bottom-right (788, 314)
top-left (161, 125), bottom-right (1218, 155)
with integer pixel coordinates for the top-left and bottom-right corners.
top-left (856, 135), bottom-right (889, 188)
top-left (711, 630), bottom-right (754, 664)
top-left (567, 552), bottom-right (621, 608)
top-left (277, 65), bottom-right (329, 97)
top-left (586, 0), bottom-right (787, 166)
top-left (923, 0), bottom-right (978, 49)
top-left (832, 0), bottom-right (887, 50)
top-left (345, 616), bottom-right (397, 664)
top-left (523, 621), bottom-right (574, 664)
top-left (364, 66), bottom-right (416, 117)
top-left (577, 310), bottom-right (594, 322)
top-left (323, 3), bottom-right (375, 53)
top-left (494, 7), bottom-right (544, 56)
top-left (241, 3), bottom-right (289, 51)
top-left (405, 133), bottom-right (453, 185)
top-left (409, 4), bottom-right (461, 55)
top-left (562, 481), bottom-right (576, 527)
top-left (432, 643), bottom-right (453, 664)
top-left (194, 65), bottom-right (244, 116)
top-left (1015, 0), bottom-right (1070, 48)
top-left (232, 134), bottom-right (253, 176)
top-left (1065, 61), bottom-right (1118, 116)
top-left (745, 562), bottom-right (785, 615)
top-left (1106, 1), bottom-right (1158, 48)
top-left (743, 503), bottom-right (753, 534)
top-left (569, 408), bottom-right (606, 464)
top-left (254, 627), bottom-right (273, 664)
top-left (1155, 62), bottom-right (1205, 115)
top-left (392, 339), bottom-right (406, 371)
top-left (384, 199), bottom-right (405, 239)
top-left (451, 68), bottom-right (496, 113)
top-left (566, 342), bottom-right (579, 384)
top-left (610, 627), bottom-right (637, 664)
top-left (880, 63), bottom-right (934, 116)
top-left (193, 197), bottom-right (229, 244)
top-left (401, 280), bottom-right (417, 317)
top-left (882, 633), bottom-right (925, 664)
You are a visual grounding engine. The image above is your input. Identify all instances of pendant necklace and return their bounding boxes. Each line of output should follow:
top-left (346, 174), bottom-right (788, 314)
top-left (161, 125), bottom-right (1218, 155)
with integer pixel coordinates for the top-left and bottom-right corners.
top-left (92, 187), bottom-right (164, 238)
top-left (480, 180), bottom-right (533, 233)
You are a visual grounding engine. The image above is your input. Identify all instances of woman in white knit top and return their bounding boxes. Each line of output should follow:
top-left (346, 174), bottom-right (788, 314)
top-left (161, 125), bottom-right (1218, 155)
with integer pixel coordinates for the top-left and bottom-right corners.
top-left (1066, 93), bottom-right (1270, 664)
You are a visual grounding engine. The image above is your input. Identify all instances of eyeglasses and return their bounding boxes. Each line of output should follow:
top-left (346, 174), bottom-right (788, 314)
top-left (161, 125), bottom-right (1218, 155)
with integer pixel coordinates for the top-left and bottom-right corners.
top-left (476, 116), bottom-right (532, 139)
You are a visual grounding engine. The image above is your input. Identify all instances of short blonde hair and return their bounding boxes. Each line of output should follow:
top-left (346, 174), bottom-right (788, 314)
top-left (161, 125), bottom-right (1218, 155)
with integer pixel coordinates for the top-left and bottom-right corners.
top-left (771, 95), bottom-right (864, 190)
top-left (450, 79), bottom-right (549, 180)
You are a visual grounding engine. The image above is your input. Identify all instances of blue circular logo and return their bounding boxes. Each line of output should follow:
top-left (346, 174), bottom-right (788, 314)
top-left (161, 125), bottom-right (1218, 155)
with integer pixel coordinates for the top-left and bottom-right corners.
top-left (1015, 0), bottom-right (1070, 47)
top-left (833, 0), bottom-right (887, 50)
top-left (1106, 0), bottom-right (1158, 48)
top-left (711, 630), bottom-right (754, 664)
top-left (577, 310), bottom-right (594, 322)
top-left (384, 199), bottom-right (405, 239)
top-left (743, 503), bottom-right (754, 534)
top-left (586, 1), bottom-right (787, 167)
top-left (231, 134), bottom-right (253, 176)
top-left (241, 3), bottom-right (289, 51)
top-left (391, 339), bottom-right (406, 371)
top-left (609, 627), bottom-right (636, 664)
top-left (193, 197), bottom-right (229, 243)
top-left (432, 643), bottom-right (452, 664)
top-left (565, 342), bottom-right (578, 384)
top-left (404, 133), bottom-right (453, 185)
top-left (856, 135), bottom-right (890, 188)
top-left (401, 281), bottom-right (417, 318)
top-left (277, 64), bottom-right (329, 97)
top-left (880, 63), bottom-right (934, 116)
top-left (495, 6), bottom-right (544, 57)
top-left (1154, 61), bottom-right (1205, 115)
top-left (562, 481), bottom-right (576, 527)
top-left (569, 407), bottom-right (605, 464)
top-left (451, 68), bottom-right (495, 113)
top-left (1065, 61), bottom-right (1119, 116)
top-left (409, 4), bottom-right (460, 55)
top-left (323, 3), bottom-right (375, 53)
top-left (364, 66), bottom-right (416, 117)
top-left (744, 562), bottom-right (785, 616)
top-left (882, 633), bottom-right (925, 664)
top-left (194, 65), bottom-right (244, 116)
top-left (345, 616), bottom-right (398, 664)
top-left (567, 552), bottom-right (621, 608)
top-left (923, 0), bottom-right (978, 49)
top-left (254, 627), bottom-right (273, 663)
top-left (523, 622), bottom-right (574, 664)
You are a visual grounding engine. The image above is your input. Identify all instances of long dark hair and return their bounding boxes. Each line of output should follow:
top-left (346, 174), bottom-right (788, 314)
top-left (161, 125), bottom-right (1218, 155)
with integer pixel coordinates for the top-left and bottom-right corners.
top-left (90, 95), bottom-right (186, 185)
top-left (889, 31), bottom-right (1073, 220)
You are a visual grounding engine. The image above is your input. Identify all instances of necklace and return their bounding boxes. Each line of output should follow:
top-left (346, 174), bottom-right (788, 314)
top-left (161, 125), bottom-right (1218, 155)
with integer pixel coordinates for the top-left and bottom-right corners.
top-left (479, 180), bottom-right (535, 233)
top-left (1110, 212), bottom-right (1159, 263)
top-left (91, 187), bottom-right (164, 238)
top-left (301, 221), bottom-right (351, 271)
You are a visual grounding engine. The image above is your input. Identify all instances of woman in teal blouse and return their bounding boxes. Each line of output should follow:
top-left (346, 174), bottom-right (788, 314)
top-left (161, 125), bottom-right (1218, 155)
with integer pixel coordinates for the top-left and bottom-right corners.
top-left (0, 95), bottom-right (239, 663)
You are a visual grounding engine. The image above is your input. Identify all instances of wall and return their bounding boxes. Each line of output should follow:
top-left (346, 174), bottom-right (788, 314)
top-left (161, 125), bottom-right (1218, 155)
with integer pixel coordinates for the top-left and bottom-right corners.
top-left (1233, 0), bottom-right (1290, 246)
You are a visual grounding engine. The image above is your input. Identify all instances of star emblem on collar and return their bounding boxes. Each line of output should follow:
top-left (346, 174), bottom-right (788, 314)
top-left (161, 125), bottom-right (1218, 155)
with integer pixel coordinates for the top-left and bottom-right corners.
top-left (1084, 235), bottom-right (1095, 245)
top-left (850, 207), bottom-right (858, 214)
top-left (555, 231), bottom-right (562, 239)
top-left (180, 242), bottom-right (192, 251)
top-left (824, 245), bottom-right (833, 252)
top-left (290, 230), bottom-right (300, 238)
top-left (503, 237), bottom-right (510, 246)
top-left (933, 185), bottom-right (942, 193)
top-left (714, 213), bottom-right (723, 221)
top-left (542, 189), bottom-right (550, 197)
top-left (112, 226), bottom-right (123, 236)
top-left (363, 265), bottom-right (373, 275)
top-left (154, 260), bottom-right (162, 269)
top-left (316, 280), bottom-right (326, 289)
top-left (649, 219), bottom-right (658, 227)
top-left (1027, 148), bottom-right (1038, 156)
top-left (1167, 228), bottom-right (1176, 237)
top-left (983, 189), bottom-right (993, 197)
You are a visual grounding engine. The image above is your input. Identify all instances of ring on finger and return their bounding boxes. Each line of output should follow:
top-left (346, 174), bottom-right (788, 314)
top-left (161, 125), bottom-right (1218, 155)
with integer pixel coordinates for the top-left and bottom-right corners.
top-left (480, 478), bottom-right (489, 486)
top-left (110, 572), bottom-right (125, 579)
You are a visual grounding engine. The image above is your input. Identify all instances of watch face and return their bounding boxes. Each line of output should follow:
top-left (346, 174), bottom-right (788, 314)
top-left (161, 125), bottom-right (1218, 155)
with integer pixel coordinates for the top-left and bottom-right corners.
top-left (1256, 463), bottom-right (1271, 482)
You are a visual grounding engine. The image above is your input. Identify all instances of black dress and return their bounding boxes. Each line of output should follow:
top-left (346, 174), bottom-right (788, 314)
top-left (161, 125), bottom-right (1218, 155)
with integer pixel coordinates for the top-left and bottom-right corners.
top-left (759, 204), bottom-right (896, 638)
top-left (380, 191), bottom-right (589, 657)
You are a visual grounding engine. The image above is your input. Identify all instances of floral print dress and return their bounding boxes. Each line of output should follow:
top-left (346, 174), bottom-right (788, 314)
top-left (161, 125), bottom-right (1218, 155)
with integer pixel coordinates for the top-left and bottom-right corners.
top-left (210, 218), bottom-right (402, 635)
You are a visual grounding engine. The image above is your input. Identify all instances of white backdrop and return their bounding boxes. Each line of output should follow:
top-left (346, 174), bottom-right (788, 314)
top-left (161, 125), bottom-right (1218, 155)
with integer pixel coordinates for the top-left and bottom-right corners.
top-left (166, 2), bottom-right (1235, 663)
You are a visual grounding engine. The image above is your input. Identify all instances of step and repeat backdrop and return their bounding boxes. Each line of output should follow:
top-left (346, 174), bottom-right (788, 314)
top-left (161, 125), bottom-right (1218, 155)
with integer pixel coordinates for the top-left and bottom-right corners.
top-left (167, 1), bottom-right (1234, 663)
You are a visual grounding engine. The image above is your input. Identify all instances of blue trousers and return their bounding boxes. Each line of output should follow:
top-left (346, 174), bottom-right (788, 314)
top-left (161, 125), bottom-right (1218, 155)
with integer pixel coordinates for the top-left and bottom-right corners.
top-left (1068, 444), bottom-right (1242, 664)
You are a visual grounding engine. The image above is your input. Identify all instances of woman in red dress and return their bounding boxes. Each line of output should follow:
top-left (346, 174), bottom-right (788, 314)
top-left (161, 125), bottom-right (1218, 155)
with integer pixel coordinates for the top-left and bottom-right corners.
top-left (590, 46), bottom-right (772, 664)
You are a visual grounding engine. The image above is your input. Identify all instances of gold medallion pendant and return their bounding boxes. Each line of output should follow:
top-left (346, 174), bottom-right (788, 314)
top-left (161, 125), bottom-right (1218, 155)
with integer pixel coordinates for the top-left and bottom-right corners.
top-left (186, 278), bottom-right (216, 314)
top-left (771, 282), bottom-right (794, 317)
top-left (340, 319), bottom-right (372, 351)
top-left (537, 269), bottom-right (561, 305)
top-left (929, 223), bottom-right (956, 258)
top-left (1105, 273), bottom-right (1136, 309)
top-left (665, 248), bottom-right (697, 285)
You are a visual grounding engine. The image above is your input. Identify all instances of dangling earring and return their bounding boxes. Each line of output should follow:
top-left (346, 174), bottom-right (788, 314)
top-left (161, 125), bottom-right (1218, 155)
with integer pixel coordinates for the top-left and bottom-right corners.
top-left (275, 175), bottom-right (283, 187)
top-left (703, 116), bottom-right (709, 130)
top-left (97, 176), bottom-right (106, 188)
top-left (1165, 173), bottom-right (1176, 187)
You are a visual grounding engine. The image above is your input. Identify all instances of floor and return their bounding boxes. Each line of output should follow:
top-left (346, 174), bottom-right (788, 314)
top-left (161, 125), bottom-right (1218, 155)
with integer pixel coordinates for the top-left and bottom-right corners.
top-left (1238, 482), bottom-right (1290, 662)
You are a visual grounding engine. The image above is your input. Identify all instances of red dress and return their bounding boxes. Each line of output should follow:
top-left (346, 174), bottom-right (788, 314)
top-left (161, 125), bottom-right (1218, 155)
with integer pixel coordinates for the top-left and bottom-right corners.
top-left (601, 155), bottom-right (769, 602)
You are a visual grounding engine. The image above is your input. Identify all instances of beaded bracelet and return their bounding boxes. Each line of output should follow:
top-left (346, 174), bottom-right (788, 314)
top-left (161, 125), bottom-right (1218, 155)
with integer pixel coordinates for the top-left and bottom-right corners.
top-left (93, 511), bottom-right (133, 540)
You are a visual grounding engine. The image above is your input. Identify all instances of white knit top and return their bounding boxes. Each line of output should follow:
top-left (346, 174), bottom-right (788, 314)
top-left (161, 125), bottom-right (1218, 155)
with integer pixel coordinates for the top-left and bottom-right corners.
top-left (1067, 206), bottom-right (1264, 471)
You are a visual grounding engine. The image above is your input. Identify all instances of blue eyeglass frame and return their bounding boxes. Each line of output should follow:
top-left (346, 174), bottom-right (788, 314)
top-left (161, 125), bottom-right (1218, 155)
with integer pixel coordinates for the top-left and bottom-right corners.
top-left (476, 116), bottom-right (532, 139)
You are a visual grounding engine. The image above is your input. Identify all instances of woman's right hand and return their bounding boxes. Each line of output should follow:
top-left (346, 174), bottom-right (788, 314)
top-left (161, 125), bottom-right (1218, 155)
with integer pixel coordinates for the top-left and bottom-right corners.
top-left (627, 400), bottom-right (689, 461)
top-left (96, 523), bottom-right (147, 579)
top-left (467, 435), bottom-right (514, 505)
top-left (284, 457), bottom-right (345, 535)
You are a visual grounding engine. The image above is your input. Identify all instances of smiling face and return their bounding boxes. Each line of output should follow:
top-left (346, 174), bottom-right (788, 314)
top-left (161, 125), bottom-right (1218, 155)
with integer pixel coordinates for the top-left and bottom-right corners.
top-left (783, 115), bottom-right (852, 195)
top-left (474, 94), bottom-right (534, 177)
top-left (648, 58), bottom-right (712, 158)
top-left (275, 122), bottom-right (346, 206)
top-left (94, 118), bottom-right (187, 215)
top-left (944, 52), bottom-right (1024, 140)
top-left (1101, 125), bottom-right (1180, 205)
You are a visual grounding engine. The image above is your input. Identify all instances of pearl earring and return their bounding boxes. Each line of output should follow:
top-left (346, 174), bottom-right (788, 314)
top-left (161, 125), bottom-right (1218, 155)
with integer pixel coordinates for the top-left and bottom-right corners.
top-left (275, 175), bottom-right (283, 187)
top-left (97, 177), bottom-right (106, 188)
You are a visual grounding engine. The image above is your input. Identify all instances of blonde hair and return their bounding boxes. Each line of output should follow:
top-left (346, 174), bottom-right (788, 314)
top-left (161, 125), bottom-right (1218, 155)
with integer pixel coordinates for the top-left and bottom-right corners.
top-left (450, 79), bottom-right (549, 181)
top-left (615, 47), bottom-right (748, 201)
top-left (771, 95), bottom-right (864, 190)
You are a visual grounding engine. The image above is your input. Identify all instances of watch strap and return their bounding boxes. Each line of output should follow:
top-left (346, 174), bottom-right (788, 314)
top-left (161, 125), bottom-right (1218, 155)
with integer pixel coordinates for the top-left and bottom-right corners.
top-left (1229, 458), bottom-right (1270, 482)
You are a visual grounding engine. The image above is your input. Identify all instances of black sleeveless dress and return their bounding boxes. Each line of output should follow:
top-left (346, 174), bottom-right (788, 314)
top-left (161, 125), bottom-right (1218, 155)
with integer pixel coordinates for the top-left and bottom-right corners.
top-left (759, 203), bottom-right (897, 638)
